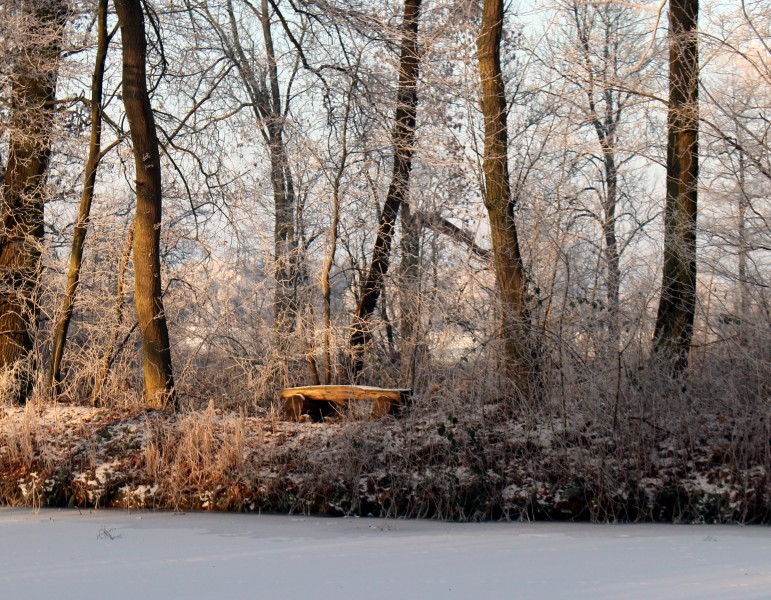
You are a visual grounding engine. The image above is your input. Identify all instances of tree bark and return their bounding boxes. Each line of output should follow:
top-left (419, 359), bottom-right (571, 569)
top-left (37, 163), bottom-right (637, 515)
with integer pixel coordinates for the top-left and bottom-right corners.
top-left (348, 0), bottom-right (422, 380)
top-left (115, 0), bottom-right (176, 408)
top-left (653, 0), bottom-right (699, 374)
top-left (0, 0), bottom-right (66, 402)
top-left (398, 199), bottom-right (420, 385)
top-left (260, 0), bottom-right (300, 346)
top-left (478, 0), bottom-right (533, 396)
top-left (48, 0), bottom-right (109, 394)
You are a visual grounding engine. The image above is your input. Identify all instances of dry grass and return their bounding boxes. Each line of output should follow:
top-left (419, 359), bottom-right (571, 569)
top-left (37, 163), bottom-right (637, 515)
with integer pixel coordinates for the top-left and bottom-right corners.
top-left (0, 326), bottom-right (768, 522)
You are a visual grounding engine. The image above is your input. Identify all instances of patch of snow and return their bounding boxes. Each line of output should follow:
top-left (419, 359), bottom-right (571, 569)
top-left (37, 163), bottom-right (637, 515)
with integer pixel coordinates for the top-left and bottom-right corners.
top-left (0, 509), bottom-right (770, 599)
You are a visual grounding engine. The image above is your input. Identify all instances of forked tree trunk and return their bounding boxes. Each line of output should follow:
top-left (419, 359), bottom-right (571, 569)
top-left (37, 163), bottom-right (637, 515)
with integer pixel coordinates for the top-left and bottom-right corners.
top-left (653, 0), bottom-right (699, 374)
top-left (48, 0), bottom-right (109, 394)
top-left (348, 0), bottom-right (422, 380)
top-left (221, 0), bottom-right (300, 350)
top-left (478, 0), bottom-right (533, 396)
top-left (0, 0), bottom-right (66, 402)
top-left (114, 0), bottom-right (176, 409)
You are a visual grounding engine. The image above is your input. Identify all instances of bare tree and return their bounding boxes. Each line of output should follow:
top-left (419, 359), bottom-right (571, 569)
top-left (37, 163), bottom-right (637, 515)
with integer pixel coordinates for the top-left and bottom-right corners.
top-left (0, 0), bottom-right (66, 402)
top-left (478, 0), bottom-right (534, 397)
top-left (48, 0), bottom-right (112, 394)
top-left (348, 0), bottom-right (422, 380)
top-left (653, 0), bottom-right (699, 373)
top-left (194, 0), bottom-right (302, 350)
top-left (114, 0), bottom-right (176, 408)
top-left (564, 0), bottom-right (644, 343)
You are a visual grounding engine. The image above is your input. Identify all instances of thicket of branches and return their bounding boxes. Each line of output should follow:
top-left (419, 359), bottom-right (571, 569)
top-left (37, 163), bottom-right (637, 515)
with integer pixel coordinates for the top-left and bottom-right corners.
top-left (0, 0), bottom-right (767, 432)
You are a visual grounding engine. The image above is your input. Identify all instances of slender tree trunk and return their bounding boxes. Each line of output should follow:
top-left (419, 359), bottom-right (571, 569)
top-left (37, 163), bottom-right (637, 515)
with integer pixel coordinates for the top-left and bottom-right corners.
top-left (602, 151), bottom-right (621, 338)
top-left (478, 0), bottom-right (533, 396)
top-left (0, 0), bottom-right (66, 402)
top-left (737, 150), bottom-right (749, 321)
top-left (572, 2), bottom-right (623, 346)
top-left (48, 0), bottom-right (109, 393)
top-left (348, 0), bottom-right (422, 380)
top-left (260, 0), bottom-right (300, 348)
top-left (399, 199), bottom-right (420, 385)
top-left (91, 219), bottom-right (134, 404)
top-left (114, 0), bottom-right (176, 409)
top-left (653, 0), bottom-right (699, 374)
top-left (269, 123), bottom-right (298, 345)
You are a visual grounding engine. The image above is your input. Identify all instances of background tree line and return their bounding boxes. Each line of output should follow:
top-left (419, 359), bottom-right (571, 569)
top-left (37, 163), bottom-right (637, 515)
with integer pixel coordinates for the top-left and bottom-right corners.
top-left (0, 0), bottom-right (767, 420)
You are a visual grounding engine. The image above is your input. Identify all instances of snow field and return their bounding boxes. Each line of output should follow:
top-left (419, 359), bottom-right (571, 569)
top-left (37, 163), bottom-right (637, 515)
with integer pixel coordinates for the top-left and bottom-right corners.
top-left (1, 508), bottom-right (770, 599)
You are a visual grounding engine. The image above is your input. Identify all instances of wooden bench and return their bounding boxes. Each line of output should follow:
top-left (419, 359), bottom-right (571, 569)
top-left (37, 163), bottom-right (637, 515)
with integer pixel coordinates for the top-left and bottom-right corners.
top-left (281, 385), bottom-right (412, 422)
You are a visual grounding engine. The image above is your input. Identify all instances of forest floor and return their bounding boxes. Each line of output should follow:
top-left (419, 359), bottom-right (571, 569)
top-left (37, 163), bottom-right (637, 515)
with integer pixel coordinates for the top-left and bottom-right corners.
top-left (0, 400), bottom-right (769, 523)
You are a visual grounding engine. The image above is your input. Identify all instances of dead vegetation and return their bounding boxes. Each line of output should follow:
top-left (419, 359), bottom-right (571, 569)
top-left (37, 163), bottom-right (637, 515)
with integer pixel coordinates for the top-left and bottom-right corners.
top-left (1, 349), bottom-right (768, 523)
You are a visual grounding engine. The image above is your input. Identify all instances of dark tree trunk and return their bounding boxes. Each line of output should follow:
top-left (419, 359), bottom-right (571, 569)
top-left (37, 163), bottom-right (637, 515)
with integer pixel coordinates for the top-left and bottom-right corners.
top-left (261, 0), bottom-right (300, 347)
top-left (348, 0), bottom-right (422, 380)
top-left (48, 0), bottom-right (109, 394)
top-left (115, 0), bottom-right (176, 408)
top-left (269, 122), bottom-right (299, 345)
top-left (399, 200), bottom-right (421, 385)
top-left (478, 0), bottom-right (533, 396)
top-left (602, 151), bottom-right (621, 336)
top-left (653, 0), bottom-right (699, 374)
top-left (0, 0), bottom-right (66, 402)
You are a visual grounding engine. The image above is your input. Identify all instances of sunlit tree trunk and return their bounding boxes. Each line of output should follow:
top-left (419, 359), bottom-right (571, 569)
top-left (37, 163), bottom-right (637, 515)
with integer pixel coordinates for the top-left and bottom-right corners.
top-left (321, 81), bottom-right (354, 385)
top-left (48, 0), bottom-right (109, 394)
top-left (478, 0), bottom-right (533, 396)
top-left (115, 0), bottom-right (176, 408)
top-left (653, 0), bottom-right (699, 374)
top-left (0, 0), bottom-right (66, 402)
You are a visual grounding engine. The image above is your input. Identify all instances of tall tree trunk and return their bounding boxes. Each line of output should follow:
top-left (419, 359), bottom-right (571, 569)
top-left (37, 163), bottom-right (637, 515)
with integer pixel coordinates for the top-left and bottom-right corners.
top-left (348, 0), bottom-right (422, 380)
top-left (602, 151), bottom-right (621, 337)
top-left (478, 0), bottom-right (533, 396)
top-left (737, 150), bottom-right (749, 322)
top-left (399, 200), bottom-right (420, 385)
top-left (269, 123), bottom-right (298, 346)
top-left (653, 0), bottom-right (699, 373)
top-left (261, 0), bottom-right (300, 347)
top-left (48, 0), bottom-right (109, 394)
top-left (214, 0), bottom-right (302, 358)
top-left (115, 0), bottom-right (176, 409)
top-left (0, 0), bottom-right (66, 402)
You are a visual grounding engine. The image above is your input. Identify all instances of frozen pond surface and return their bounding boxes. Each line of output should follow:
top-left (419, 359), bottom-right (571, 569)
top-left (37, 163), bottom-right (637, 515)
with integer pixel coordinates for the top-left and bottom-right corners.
top-left (1, 508), bottom-right (770, 599)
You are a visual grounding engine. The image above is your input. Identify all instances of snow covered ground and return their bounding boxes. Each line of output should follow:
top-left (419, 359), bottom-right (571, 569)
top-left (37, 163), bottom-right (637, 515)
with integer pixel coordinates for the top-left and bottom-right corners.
top-left (1, 509), bottom-right (770, 599)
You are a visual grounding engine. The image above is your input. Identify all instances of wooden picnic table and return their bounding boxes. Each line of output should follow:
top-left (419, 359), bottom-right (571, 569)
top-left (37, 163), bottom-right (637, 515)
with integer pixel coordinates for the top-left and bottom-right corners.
top-left (281, 385), bottom-right (412, 421)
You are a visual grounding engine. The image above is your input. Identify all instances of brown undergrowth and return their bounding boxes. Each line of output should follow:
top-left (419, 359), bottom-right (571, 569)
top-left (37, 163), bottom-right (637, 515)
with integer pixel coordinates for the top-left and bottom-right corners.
top-left (1, 386), bottom-right (768, 522)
